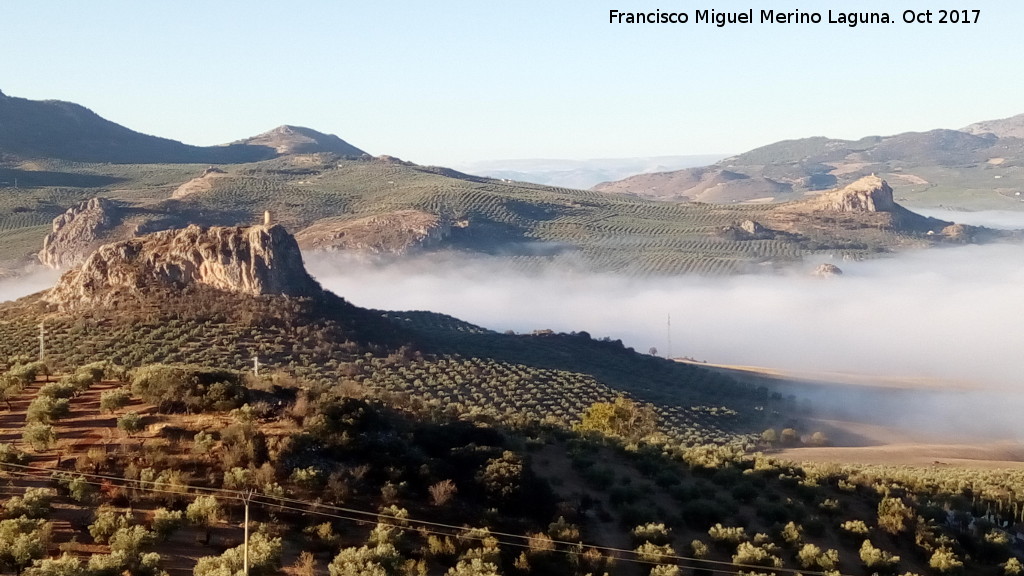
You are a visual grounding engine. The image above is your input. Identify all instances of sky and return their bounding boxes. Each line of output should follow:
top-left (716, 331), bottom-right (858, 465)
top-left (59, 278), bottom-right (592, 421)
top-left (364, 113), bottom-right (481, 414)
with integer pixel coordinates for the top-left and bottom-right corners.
top-left (2, 1), bottom-right (1023, 166)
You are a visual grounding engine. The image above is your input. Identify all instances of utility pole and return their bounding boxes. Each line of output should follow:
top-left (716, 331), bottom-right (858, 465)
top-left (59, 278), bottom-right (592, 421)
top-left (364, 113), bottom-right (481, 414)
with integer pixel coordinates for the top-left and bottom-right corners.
top-left (241, 489), bottom-right (255, 575)
top-left (253, 355), bottom-right (260, 377)
top-left (666, 314), bottom-right (672, 360)
top-left (38, 322), bottom-right (45, 362)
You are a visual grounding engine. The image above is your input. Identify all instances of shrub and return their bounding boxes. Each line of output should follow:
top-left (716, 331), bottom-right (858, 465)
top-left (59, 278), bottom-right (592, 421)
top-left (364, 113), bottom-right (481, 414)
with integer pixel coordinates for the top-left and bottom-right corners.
top-left (860, 539), bottom-right (900, 574)
top-left (576, 397), bottom-right (658, 442)
top-left (89, 506), bottom-right (131, 544)
top-left (4, 488), bottom-right (54, 519)
top-left (708, 524), bottom-right (747, 548)
top-left (929, 547), bottom-right (963, 575)
top-left (132, 364), bottom-right (245, 413)
top-left (9, 362), bottom-right (47, 385)
top-left (108, 525), bottom-right (154, 555)
top-left (22, 553), bottom-right (85, 576)
top-left (635, 542), bottom-right (675, 564)
top-left (445, 558), bottom-right (500, 576)
top-left (632, 523), bottom-right (672, 546)
top-left (117, 412), bottom-right (144, 436)
top-left (26, 396), bottom-right (70, 424)
top-left (0, 442), bottom-right (27, 464)
top-left (86, 551), bottom-right (127, 576)
top-left (328, 543), bottom-right (403, 576)
top-left (878, 496), bottom-right (912, 535)
top-left (194, 532), bottom-right (281, 576)
top-left (429, 479), bottom-right (458, 507)
top-left (17, 416), bottom-right (56, 446)
top-left (37, 381), bottom-right (76, 400)
top-left (0, 517), bottom-right (52, 572)
top-left (151, 508), bottom-right (183, 540)
top-left (99, 388), bottom-right (132, 413)
top-left (797, 543), bottom-right (839, 570)
top-left (731, 542), bottom-right (782, 568)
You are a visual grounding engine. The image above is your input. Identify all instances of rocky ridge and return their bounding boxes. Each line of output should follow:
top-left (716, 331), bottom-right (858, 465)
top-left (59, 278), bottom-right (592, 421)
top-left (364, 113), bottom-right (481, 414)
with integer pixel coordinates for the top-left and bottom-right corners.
top-left (46, 224), bottom-right (322, 309)
top-left (39, 197), bottom-right (123, 269)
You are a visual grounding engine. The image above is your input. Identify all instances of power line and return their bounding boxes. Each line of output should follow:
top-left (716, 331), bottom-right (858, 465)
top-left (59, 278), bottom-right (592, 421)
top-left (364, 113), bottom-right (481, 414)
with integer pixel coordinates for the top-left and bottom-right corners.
top-left (0, 462), bottom-right (851, 576)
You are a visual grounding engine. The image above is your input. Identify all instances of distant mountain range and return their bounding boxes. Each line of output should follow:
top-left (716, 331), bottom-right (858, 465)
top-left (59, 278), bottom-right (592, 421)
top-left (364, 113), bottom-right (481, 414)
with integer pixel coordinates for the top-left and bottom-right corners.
top-left (595, 116), bottom-right (1024, 210)
top-left (454, 155), bottom-right (728, 189)
top-left (0, 89), bottom-right (364, 163)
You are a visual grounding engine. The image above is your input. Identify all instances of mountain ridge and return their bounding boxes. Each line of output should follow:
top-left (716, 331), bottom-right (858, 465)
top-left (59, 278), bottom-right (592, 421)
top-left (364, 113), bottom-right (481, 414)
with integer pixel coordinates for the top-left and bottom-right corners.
top-left (0, 90), bottom-right (364, 164)
top-left (594, 125), bottom-right (1024, 210)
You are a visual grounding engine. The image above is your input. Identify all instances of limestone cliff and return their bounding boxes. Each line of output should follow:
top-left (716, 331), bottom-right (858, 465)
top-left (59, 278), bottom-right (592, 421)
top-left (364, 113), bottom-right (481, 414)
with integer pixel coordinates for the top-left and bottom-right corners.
top-left (39, 197), bottom-right (122, 269)
top-left (804, 175), bottom-right (896, 213)
top-left (46, 224), bottom-right (322, 308)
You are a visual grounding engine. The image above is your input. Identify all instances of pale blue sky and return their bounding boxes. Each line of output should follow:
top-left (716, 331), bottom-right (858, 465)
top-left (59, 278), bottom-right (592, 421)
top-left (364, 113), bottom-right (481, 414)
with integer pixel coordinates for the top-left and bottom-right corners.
top-left (2, 1), bottom-right (1022, 165)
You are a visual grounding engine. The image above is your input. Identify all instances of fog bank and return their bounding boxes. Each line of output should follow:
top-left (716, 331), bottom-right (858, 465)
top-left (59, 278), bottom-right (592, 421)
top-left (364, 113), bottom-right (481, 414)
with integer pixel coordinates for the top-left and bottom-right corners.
top-left (308, 241), bottom-right (1024, 392)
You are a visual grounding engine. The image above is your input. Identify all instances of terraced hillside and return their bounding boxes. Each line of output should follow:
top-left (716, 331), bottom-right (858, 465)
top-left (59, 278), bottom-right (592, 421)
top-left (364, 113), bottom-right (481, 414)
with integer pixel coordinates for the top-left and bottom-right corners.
top-left (0, 154), bottom-right (971, 275)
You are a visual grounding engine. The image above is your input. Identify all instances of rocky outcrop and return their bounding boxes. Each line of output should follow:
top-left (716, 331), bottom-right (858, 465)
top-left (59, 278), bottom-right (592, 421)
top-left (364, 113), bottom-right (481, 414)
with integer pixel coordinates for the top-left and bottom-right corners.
top-left (295, 210), bottom-right (451, 254)
top-left (46, 224), bottom-right (322, 309)
top-left (39, 197), bottom-right (122, 269)
top-left (812, 263), bottom-right (843, 277)
top-left (720, 219), bottom-right (775, 240)
top-left (806, 175), bottom-right (896, 213)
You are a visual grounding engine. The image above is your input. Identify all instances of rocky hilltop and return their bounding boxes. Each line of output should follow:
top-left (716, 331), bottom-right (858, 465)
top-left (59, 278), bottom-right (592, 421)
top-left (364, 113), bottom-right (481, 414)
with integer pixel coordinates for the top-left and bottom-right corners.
top-left (46, 224), bottom-right (322, 309)
top-left (229, 125), bottom-right (366, 156)
top-left (295, 209), bottom-right (452, 254)
top-left (802, 175), bottom-right (896, 212)
top-left (39, 197), bottom-right (124, 269)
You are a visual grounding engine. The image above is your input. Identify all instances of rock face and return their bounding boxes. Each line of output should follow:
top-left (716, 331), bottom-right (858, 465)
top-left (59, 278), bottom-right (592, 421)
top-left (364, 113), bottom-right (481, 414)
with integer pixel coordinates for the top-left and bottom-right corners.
top-left (807, 175), bottom-right (896, 213)
top-left (46, 224), bottom-right (322, 308)
top-left (39, 197), bottom-right (122, 269)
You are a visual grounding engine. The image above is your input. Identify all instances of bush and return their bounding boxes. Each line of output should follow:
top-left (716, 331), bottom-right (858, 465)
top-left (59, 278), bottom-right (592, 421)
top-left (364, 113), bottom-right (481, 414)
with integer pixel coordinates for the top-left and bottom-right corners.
top-left (9, 362), bottom-right (47, 385)
top-left (38, 381), bottom-right (77, 399)
top-left (797, 543), bottom-right (839, 570)
top-left (0, 517), bottom-right (52, 572)
top-left (635, 542), bottom-right (675, 564)
top-left (26, 396), bottom-right (70, 424)
top-left (0, 442), bottom-right (27, 464)
top-left (132, 364), bottom-right (246, 413)
top-left (860, 540), bottom-right (900, 574)
top-left (929, 547), bottom-right (964, 575)
top-left (731, 542), bottom-right (782, 568)
top-left (151, 508), bottom-right (183, 540)
top-left (99, 388), bottom-right (132, 413)
top-left (22, 553), bottom-right (85, 576)
top-left (117, 412), bottom-right (144, 436)
top-left (4, 488), bottom-right (54, 519)
top-left (21, 423), bottom-right (56, 451)
top-left (89, 506), bottom-right (131, 544)
top-left (328, 543), bottom-right (402, 576)
top-left (632, 522), bottom-right (672, 546)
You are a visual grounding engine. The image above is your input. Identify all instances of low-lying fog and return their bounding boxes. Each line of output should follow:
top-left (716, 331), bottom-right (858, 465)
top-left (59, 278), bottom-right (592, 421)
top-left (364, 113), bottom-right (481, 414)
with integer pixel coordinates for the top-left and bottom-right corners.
top-left (308, 241), bottom-right (1024, 391)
